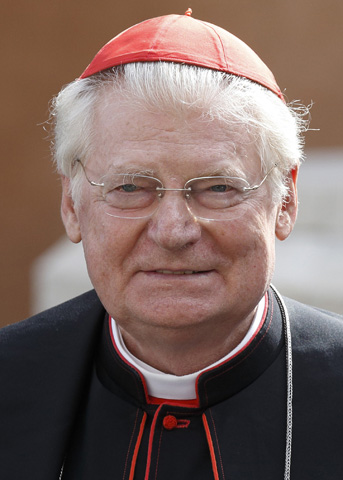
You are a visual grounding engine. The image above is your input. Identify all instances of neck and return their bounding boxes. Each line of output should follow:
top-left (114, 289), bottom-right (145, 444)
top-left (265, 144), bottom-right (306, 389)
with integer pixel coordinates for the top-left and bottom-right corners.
top-left (117, 308), bottom-right (260, 376)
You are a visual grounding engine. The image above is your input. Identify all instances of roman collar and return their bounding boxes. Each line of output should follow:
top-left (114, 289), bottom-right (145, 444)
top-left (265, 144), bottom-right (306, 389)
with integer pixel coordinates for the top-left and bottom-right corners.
top-left (96, 287), bottom-right (284, 409)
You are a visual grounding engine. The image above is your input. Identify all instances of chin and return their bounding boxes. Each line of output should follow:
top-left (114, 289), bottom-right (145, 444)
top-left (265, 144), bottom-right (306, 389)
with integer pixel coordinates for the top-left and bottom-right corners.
top-left (126, 297), bottom-right (226, 331)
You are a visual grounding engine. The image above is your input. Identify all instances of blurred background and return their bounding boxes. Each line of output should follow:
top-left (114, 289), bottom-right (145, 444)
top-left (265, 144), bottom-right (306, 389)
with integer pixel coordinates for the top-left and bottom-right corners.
top-left (1, 0), bottom-right (342, 328)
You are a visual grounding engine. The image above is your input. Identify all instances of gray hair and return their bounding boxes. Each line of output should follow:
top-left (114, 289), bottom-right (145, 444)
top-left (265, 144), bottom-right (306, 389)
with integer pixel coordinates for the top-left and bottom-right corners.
top-left (50, 62), bottom-right (309, 204)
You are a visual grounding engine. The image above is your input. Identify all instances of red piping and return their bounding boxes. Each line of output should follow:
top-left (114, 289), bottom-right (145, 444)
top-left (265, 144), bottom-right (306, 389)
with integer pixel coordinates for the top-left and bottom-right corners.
top-left (108, 316), bottom-right (150, 402)
top-left (144, 404), bottom-right (163, 480)
top-left (129, 412), bottom-right (147, 480)
top-left (148, 396), bottom-right (198, 408)
top-left (195, 292), bottom-right (269, 398)
top-left (202, 413), bottom-right (220, 480)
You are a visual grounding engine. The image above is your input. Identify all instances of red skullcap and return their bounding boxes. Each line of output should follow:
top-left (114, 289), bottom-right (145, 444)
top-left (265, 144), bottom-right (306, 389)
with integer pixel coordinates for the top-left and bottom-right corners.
top-left (80, 11), bottom-right (284, 101)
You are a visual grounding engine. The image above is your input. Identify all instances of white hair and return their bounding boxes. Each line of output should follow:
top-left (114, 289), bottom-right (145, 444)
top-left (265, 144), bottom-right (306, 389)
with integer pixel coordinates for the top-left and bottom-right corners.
top-left (50, 62), bottom-right (309, 203)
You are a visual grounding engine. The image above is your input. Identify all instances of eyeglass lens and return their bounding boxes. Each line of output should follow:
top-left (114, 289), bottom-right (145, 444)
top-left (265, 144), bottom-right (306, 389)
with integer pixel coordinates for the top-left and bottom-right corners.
top-left (102, 174), bottom-right (250, 220)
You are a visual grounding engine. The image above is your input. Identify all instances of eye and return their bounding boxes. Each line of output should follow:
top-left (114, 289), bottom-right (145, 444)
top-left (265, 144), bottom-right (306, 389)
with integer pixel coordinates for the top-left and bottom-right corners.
top-left (119, 184), bottom-right (139, 193)
top-left (209, 184), bottom-right (233, 193)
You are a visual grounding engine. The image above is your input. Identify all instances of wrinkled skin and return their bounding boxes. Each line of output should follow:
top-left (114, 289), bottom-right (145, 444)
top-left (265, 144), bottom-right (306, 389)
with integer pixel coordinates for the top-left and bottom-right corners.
top-left (61, 91), bottom-right (297, 374)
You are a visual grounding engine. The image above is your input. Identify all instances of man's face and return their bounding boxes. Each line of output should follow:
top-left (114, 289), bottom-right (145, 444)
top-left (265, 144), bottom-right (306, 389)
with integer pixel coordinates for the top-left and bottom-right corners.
top-left (62, 90), bottom-right (297, 340)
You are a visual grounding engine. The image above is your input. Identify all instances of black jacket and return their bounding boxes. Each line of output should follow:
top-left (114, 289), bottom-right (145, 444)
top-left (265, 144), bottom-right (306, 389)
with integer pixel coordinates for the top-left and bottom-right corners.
top-left (1, 288), bottom-right (343, 479)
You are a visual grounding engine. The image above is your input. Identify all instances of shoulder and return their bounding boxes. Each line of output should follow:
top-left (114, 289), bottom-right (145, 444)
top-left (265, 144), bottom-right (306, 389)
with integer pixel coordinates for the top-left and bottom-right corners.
top-left (0, 288), bottom-right (106, 413)
top-left (0, 289), bottom-right (106, 382)
top-left (284, 295), bottom-right (343, 332)
top-left (1, 289), bottom-right (104, 345)
top-left (0, 291), bottom-right (106, 473)
top-left (283, 295), bottom-right (343, 355)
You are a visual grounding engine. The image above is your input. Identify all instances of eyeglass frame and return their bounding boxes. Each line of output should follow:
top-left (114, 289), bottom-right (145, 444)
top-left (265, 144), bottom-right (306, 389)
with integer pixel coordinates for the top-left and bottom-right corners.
top-left (74, 158), bottom-right (277, 220)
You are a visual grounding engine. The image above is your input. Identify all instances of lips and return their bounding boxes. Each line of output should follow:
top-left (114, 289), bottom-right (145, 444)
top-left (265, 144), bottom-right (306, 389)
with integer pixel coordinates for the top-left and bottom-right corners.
top-left (155, 269), bottom-right (200, 275)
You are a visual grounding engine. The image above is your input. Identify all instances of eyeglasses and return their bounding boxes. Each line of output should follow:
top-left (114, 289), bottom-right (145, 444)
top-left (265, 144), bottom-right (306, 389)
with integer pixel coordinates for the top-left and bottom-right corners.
top-left (76, 159), bottom-right (276, 221)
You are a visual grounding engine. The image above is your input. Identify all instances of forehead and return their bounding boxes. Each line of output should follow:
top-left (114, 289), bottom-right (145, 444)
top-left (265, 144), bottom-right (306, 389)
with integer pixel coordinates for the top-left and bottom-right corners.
top-left (90, 90), bottom-right (260, 177)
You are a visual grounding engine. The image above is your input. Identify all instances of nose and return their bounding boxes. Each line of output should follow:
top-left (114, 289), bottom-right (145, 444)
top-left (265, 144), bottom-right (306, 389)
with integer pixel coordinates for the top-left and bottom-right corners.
top-left (147, 191), bottom-right (202, 251)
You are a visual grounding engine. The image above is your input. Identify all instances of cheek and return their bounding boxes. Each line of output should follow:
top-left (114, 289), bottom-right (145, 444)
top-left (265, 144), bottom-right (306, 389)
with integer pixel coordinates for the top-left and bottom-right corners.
top-left (246, 216), bottom-right (277, 281)
top-left (212, 208), bottom-right (276, 269)
top-left (76, 204), bottom-right (116, 278)
top-left (79, 209), bottom-right (146, 286)
top-left (212, 220), bottom-right (254, 259)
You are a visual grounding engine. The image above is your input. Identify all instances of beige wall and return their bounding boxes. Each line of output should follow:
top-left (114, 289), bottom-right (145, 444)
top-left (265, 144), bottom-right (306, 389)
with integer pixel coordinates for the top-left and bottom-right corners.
top-left (1, 0), bottom-right (342, 327)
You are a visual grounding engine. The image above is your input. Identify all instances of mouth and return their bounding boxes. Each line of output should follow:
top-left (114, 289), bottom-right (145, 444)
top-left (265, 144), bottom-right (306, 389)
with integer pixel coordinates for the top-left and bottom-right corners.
top-left (154, 269), bottom-right (209, 275)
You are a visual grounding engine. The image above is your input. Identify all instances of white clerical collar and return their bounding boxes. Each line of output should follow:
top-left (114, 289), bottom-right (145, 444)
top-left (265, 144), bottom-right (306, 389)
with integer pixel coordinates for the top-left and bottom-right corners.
top-left (111, 294), bottom-right (266, 400)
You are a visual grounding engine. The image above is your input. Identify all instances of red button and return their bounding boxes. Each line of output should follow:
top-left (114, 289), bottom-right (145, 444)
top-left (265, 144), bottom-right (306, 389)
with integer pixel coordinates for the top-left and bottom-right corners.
top-left (163, 415), bottom-right (178, 430)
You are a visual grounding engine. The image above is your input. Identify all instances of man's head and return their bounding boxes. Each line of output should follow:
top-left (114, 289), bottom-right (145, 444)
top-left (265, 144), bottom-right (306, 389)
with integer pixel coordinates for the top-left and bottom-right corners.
top-left (53, 60), bottom-right (304, 205)
top-left (52, 13), bottom-right (306, 206)
top-left (51, 13), bottom-right (307, 358)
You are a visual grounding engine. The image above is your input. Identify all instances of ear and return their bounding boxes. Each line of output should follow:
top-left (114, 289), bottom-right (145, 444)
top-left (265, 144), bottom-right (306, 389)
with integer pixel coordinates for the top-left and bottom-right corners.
top-left (275, 167), bottom-right (298, 241)
top-left (60, 176), bottom-right (82, 243)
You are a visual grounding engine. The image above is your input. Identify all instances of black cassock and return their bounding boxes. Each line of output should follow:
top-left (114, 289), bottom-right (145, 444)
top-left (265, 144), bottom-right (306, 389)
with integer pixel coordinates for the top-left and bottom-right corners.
top-left (1, 288), bottom-right (343, 479)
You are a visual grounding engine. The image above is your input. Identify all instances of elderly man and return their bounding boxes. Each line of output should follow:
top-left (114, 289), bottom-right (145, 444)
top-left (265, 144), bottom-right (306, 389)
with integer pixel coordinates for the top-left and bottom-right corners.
top-left (1, 10), bottom-right (343, 480)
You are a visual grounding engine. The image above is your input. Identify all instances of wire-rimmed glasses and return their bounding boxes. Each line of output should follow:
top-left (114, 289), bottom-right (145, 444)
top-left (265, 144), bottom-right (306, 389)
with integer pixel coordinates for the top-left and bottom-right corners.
top-left (76, 159), bottom-right (277, 221)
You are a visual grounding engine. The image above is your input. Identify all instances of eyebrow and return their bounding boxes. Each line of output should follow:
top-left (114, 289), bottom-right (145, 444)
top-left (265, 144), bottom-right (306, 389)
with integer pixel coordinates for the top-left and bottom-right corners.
top-left (104, 164), bottom-right (156, 177)
top-left (195, 165), bottom-right (246, 178)
top-left (105, 162), bottom-right (247, 179)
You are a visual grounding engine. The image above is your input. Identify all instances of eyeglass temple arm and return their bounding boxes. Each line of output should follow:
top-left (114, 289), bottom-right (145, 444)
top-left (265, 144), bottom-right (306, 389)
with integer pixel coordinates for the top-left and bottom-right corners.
top-left (243, 163), bottom-right (278, 192)
top-left (76, 159), bottom-right (105, 187)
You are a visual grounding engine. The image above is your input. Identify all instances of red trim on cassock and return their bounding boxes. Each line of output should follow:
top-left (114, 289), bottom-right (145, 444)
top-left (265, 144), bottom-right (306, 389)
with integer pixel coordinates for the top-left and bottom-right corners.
top-left (148, 396), bottom-right (198, 408)
top-left (195, 292), bottom-right (269, 401)
top-left (110, 293), bottom-right (268, 408)
top-left (129, 412), bottom-right (147, 480)
top-left (202, 413), bottom-right (220, 480)
top-left (144, 404), bottom-right (163, 480)
top-left (108, 316), bottom-right (150, 403)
